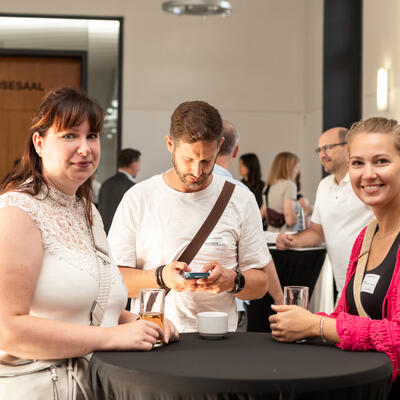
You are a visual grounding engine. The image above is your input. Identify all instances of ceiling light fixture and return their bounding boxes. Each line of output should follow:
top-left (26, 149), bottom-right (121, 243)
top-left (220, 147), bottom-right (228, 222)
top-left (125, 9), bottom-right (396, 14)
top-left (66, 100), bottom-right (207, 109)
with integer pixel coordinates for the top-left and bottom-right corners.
top-left (162, 0), bottom-right (232, 16)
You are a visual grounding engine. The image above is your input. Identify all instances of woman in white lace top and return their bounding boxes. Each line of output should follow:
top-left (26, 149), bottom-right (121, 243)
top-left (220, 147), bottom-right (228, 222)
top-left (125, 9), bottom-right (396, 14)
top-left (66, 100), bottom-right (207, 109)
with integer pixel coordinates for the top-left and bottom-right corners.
top-left (0, 88), bottom-right (178, 399)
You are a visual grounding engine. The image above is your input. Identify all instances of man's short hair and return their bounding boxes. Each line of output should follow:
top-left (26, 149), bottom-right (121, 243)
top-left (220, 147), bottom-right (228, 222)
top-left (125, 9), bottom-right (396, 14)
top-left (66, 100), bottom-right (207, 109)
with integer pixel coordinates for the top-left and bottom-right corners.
top-left (170, 101), bottom-right (223, 143)
top-left (118, 148), bottom-right (141, 168)
top-left (218, 120), bottom-right (239, 156)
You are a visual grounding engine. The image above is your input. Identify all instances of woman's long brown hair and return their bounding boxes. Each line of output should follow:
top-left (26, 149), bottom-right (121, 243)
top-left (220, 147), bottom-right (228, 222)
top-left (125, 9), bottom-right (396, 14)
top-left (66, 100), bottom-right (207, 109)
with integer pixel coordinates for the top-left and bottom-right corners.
top-left (0, 87), bottom-right (104, 225)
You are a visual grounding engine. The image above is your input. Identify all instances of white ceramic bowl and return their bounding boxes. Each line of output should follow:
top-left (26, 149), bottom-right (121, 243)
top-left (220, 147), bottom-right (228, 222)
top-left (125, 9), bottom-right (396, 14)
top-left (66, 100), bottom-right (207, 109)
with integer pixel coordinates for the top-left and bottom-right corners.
top-left (197, 311), bottom-right (228, 339)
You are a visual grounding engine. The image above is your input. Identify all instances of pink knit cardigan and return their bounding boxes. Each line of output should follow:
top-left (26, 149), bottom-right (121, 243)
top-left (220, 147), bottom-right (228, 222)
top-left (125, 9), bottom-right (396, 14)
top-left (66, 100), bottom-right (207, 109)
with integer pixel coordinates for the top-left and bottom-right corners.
top-left (328, 226), bottom-right (400, 381)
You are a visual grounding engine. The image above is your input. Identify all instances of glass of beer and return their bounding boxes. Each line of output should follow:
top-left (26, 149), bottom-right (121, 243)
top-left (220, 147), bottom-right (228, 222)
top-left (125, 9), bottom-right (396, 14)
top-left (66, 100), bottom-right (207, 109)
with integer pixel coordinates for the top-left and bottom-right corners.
top-left (139, 288), bottom-right (165, 348)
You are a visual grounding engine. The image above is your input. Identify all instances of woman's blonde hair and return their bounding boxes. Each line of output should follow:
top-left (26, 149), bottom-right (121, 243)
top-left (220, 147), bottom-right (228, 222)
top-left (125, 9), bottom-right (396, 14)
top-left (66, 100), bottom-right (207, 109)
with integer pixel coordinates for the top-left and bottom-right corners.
top-left (347, 117), bottom-right (400, 153)
top-left (266, 152), bottom-right (299, 186)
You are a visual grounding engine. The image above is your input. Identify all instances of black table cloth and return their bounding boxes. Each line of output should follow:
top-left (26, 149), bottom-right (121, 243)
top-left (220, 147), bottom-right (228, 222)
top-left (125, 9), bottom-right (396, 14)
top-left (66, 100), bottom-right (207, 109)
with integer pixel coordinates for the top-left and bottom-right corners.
top-left (88, 332), bottom-right (392, 400)
top-left (247, 247), bottom-right (327, 332)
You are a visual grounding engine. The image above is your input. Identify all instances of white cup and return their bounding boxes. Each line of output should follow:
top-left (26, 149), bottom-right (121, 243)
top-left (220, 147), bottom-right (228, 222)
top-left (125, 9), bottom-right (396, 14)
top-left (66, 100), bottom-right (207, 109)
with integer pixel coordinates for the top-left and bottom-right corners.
top-left (197, 312), bottom-right (228, 339)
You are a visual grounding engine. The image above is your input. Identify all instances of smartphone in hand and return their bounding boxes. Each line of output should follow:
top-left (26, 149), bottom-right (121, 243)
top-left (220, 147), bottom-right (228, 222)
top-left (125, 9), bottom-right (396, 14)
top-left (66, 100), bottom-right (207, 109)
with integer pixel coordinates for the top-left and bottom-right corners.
top-left (182, 272), bottom-right (210, 279)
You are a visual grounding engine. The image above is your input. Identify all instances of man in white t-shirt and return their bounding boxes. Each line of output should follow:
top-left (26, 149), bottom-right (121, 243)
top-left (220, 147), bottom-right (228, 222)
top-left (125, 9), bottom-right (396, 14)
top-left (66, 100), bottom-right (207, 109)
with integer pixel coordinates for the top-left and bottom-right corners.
top-left (108, 101), bottom-right (272, 332)
top-left (276, 127), bottom-right (374, 296)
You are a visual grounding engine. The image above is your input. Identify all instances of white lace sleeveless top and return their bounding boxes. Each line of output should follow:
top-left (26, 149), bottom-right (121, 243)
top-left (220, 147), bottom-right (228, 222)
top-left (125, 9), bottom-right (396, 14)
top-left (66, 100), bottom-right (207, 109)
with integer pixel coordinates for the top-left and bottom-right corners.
top-left (0, 186), bottom-right (127, 327)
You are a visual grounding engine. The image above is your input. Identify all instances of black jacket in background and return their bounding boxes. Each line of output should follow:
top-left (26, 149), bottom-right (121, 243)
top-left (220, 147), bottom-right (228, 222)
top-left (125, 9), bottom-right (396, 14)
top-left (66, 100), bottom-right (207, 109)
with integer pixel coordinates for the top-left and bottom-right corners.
top-left (98, 171), bottom-right (135, 234)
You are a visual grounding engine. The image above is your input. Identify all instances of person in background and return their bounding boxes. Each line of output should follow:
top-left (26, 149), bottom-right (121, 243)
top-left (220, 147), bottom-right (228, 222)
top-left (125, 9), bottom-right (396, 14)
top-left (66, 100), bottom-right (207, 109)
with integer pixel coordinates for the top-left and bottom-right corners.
top-left (295, 172), bottom-right (313, 228)
top-left (263, 152), bottom-right (299, 233)
top-left (108, 100), bottom-right (272, 333)
top-left (213, 121), bottom-right (247, 191)
top-left (0, 88), bottom-right (177, 399)
top-left (270, 117), bottom-right (400, 398)
top-left (98, 148), bottom-right (141, 234)
top-left (276, 127), bottom-right (374, 298)
top-left (213, 120), bottom-right (283, 331)
top-left (239, 153), bottom-right (265, 209)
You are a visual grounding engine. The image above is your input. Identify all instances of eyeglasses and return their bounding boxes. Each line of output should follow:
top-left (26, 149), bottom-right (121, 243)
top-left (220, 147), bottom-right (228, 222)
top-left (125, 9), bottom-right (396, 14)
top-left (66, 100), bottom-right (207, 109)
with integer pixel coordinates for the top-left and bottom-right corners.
top-left (314, 142), bottom-right (347, 154)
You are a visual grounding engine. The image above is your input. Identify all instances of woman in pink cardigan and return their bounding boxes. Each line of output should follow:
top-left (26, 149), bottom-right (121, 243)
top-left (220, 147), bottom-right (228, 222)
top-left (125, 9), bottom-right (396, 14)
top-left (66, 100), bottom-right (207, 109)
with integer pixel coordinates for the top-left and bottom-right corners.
top-left (269, 117), bottom-right (400, 397)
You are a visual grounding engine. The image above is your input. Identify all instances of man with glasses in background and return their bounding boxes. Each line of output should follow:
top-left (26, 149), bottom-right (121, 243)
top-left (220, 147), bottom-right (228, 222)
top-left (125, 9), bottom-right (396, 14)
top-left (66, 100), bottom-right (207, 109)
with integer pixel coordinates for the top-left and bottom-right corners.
top-left (276, 127), bottom-right (374, 298)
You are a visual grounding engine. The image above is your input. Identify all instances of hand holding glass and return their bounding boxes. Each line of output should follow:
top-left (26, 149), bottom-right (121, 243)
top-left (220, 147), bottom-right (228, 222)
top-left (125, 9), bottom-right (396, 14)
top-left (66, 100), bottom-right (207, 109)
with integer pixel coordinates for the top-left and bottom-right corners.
top-left (139, 288), bottom-right (165, 348)
top-left (283, 286), bottom-right (309, 342)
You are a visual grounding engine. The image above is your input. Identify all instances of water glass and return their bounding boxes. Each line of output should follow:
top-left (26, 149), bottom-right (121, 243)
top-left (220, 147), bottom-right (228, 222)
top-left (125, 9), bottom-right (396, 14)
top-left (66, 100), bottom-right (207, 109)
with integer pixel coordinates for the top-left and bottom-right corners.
top-left (283, 286), bottom-right (309, 309)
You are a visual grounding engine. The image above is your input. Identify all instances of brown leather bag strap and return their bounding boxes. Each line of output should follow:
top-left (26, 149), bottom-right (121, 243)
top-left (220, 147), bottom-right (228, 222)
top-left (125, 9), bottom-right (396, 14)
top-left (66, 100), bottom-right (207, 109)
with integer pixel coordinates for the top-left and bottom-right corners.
top-left (177, 181), bottom-right (235, 265)
top-left (353, 219), bottom-right (377, 318)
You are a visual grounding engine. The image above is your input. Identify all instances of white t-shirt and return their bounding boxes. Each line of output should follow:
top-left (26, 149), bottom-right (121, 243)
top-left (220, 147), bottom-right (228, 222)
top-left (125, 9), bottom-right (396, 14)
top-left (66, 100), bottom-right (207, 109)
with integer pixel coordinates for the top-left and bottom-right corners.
top-left (311, 173), bottom-right (374, 294)
top-left (108, 173), bottom-right (271, 332)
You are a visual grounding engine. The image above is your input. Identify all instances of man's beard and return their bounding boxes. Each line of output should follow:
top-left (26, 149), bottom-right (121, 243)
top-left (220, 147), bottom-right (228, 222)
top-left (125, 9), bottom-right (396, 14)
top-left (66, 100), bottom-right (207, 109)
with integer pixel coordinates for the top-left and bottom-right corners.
top-left (172, 152), bottom-right (213, 190)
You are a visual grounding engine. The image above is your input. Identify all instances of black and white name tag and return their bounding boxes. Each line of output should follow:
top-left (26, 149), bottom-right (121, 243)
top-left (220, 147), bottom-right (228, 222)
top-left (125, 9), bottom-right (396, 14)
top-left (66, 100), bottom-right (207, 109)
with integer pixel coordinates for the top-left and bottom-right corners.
top-left (361, 273), bottom-right (380, 294)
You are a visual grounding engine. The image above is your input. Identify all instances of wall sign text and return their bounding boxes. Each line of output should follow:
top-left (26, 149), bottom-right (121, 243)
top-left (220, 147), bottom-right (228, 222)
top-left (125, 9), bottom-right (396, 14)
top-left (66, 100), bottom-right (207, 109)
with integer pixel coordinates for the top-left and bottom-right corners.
top-left (0, 81), bottom-right (44, 91)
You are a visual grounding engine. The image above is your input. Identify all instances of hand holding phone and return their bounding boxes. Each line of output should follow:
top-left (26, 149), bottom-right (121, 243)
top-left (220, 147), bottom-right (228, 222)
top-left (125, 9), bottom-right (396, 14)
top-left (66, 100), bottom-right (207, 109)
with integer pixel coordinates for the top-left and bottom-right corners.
top-left (182, 272), bottom-right (210, 279)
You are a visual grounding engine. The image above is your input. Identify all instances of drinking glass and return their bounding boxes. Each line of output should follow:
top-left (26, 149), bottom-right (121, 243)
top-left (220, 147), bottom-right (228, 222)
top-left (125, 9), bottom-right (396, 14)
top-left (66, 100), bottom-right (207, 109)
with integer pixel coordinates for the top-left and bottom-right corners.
top-left (139, 288), bottom-right (165, 348)
top-left (283, 286), bottom-right (309, 343)
top-left (283, 286), bottom-right (309, 308)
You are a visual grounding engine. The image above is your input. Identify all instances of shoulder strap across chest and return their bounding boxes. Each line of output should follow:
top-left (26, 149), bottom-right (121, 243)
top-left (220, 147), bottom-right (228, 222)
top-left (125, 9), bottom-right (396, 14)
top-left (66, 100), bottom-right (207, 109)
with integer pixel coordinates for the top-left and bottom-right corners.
top-left (353, 219), bottom-right (377, 318)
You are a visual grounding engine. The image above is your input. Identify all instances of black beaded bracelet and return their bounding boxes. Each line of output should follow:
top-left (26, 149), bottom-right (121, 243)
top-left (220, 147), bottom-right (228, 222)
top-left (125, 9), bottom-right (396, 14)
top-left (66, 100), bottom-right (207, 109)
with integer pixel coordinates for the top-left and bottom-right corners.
top-left (155, 265), bottom-right (169, 290)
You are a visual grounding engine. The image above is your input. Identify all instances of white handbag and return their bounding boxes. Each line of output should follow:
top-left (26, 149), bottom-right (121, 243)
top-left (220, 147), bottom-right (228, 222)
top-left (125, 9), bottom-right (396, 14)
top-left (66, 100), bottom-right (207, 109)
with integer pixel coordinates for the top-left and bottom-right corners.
top-left (0, 204), bottom-right (111, 400)
top-left (0, 357), bottom-right (89, 400)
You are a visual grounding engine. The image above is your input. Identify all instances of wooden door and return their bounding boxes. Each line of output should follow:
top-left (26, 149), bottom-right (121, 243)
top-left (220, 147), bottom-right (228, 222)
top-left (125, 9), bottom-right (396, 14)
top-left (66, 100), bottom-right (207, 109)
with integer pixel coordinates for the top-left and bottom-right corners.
top-left (0, 54), bottom-right (83, 180)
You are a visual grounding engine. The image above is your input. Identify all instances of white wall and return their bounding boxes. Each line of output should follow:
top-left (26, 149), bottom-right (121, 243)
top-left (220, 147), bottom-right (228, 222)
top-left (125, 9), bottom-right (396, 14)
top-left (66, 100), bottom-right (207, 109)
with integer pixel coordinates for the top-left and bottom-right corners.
top-left (303, 0), bottom-right (324, 201)
top-left (363, 0), bottom-right (400, 120)
top-left (0, 0), bottom-right (324, 201)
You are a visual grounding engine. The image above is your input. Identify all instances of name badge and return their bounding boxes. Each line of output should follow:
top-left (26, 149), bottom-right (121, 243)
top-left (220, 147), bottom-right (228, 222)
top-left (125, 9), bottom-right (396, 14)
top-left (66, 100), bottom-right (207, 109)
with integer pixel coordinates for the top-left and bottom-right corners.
top-left (361, 273), bottom-right (380, 294)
